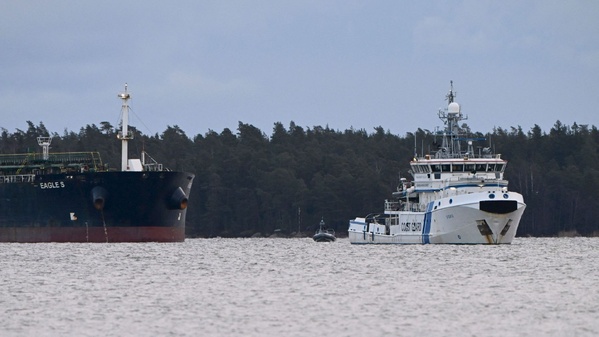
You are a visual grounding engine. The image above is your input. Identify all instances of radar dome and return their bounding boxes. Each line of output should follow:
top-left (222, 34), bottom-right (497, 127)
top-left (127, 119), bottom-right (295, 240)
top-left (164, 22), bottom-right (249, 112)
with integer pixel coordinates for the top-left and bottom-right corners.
top-left (448, 102), bottom-right (460, 114)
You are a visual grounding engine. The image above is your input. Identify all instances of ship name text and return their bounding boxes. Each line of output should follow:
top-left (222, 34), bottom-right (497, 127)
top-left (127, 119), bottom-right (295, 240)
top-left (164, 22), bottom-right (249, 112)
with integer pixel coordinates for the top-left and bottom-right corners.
top-left (401, 222), bottom-right (422, 232)
top-left (39, 181), bottom-right (66, 189)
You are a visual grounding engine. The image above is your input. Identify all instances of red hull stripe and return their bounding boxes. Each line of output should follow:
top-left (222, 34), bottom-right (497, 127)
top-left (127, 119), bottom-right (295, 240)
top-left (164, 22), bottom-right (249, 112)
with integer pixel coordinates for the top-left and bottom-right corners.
top-left (0, 227), bottom-right (184, 243)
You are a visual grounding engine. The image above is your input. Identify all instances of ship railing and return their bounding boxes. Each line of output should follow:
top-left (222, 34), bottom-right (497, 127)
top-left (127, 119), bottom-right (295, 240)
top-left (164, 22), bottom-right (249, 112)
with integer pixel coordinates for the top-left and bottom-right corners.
top-left (385, 200), bottom-right (401, 211)
top-left (427, 152), bottom-right (502, 160)
top-left (385, 200), bottom-right (426, 212)
top-left (46, 152), bottom-right (103, 168)
top-left (444, 175), bottom-right (504, 185)
top-left (452, 176), bottom-right (507, 187)
top-left (409, 203), bottom-right (426, 212)
top-left (0, 152), bottom-right (103, 169)
top-left (141, 151), bottom-right (165, 171)
top-left (439, 177), bottom-right (508, 197)
top-left (0, 174), bottom-right (35, 183)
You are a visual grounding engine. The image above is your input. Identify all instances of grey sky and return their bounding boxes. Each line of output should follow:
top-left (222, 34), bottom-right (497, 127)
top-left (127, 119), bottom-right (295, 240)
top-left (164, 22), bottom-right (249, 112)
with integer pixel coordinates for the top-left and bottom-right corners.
top-left (2, 1), bottom-right (598, 137)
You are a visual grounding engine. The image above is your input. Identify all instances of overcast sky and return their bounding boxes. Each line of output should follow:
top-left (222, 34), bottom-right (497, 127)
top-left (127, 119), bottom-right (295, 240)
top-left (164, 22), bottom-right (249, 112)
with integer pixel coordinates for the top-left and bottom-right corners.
top-left (2, 1), bottom-right (598, 138)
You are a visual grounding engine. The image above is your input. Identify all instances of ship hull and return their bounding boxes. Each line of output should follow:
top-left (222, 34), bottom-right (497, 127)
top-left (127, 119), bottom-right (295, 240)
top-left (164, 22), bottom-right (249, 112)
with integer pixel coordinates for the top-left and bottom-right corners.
top-left (313, 232), bottom-right (336, 242)
top-left (348, 192), bottom-right (526, 244)
top-left (0, 171), bottom-right (194, 242)
top-left (0, 226), bottom-right (184, 243)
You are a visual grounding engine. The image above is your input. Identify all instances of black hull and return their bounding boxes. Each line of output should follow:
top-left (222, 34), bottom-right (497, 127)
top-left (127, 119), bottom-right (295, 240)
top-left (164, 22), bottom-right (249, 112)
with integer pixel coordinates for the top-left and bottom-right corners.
top-left (313, 233), bottom-right (336, 242)
top-left (0, 171), bottom-right (194, 242)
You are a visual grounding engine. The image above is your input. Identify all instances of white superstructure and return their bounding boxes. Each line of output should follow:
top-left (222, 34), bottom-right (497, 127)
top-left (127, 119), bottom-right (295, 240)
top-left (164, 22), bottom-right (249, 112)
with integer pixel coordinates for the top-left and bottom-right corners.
top-left (348, 82), bottom-right (526, 244)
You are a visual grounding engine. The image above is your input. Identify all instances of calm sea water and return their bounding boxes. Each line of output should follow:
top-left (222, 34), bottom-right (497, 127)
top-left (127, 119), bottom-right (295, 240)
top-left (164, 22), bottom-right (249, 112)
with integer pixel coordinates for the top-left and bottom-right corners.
top-left (1, 237), bottom-right (597, 337)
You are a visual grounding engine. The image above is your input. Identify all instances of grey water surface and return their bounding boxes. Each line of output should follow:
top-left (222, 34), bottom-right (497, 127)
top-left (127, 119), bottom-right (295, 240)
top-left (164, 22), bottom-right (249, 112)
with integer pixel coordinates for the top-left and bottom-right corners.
top-left (1, 237), bottom-right (597, 337)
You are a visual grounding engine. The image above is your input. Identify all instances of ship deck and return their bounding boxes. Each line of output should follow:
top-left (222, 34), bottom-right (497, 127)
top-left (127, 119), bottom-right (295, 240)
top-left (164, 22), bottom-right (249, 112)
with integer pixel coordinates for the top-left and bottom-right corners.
top-left (0, 152), bottom-right (103, 173)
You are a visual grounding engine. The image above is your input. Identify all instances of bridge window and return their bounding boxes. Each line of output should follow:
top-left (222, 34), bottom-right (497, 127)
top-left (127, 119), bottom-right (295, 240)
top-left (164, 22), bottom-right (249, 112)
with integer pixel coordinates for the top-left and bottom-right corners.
top-left (452, 164), bottom-right (464, 172)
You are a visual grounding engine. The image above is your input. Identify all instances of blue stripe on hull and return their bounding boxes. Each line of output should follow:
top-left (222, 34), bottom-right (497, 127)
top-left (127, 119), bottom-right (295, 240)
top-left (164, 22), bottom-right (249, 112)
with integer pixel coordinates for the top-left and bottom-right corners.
top-left (422, 201), bottom-right (434, 244)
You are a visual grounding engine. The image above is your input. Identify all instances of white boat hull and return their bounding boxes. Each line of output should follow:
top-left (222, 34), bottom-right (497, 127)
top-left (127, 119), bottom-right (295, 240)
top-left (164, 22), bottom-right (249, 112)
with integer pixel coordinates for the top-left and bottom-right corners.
top-left (348, 192), bottom-right (526, 244)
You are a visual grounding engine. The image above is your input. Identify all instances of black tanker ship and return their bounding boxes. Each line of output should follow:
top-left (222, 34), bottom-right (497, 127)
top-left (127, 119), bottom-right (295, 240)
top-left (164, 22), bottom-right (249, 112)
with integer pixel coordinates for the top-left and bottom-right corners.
top-left (0, 85), bottom-right (194, 242)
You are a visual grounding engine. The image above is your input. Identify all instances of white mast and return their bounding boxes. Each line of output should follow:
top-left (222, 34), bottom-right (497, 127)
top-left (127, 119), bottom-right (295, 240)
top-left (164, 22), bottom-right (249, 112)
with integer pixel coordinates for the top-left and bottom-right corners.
top-left (117, 84), bottom-right (133, 171)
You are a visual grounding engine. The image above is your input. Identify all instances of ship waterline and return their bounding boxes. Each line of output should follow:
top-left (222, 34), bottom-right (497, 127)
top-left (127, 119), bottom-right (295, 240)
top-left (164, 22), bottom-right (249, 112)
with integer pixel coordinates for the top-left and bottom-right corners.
top-left (0, 226), bottom-right (185, 243)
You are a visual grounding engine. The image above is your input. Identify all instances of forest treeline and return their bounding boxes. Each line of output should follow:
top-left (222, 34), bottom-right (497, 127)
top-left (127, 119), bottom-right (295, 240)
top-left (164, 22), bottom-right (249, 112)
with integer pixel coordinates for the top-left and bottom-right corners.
top-left (2, 120), bottom-right (599, 237)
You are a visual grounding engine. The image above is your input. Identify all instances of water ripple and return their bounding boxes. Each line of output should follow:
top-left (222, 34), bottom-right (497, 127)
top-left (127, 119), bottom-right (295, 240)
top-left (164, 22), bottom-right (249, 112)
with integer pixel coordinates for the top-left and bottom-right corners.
top-left (1, 237), bottom-right (597, 336)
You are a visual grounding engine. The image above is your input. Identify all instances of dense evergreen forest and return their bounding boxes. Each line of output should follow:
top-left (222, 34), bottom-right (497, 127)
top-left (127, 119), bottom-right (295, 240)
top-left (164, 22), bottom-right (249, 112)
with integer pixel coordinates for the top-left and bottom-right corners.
top-left (2, 119), bottom-right (599, 237)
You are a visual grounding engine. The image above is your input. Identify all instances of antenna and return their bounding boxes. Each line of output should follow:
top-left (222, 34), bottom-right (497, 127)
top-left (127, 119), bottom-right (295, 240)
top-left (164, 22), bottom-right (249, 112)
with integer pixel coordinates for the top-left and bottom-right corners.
top-left (446, 80), bottom-right (456, 103)
top-left (413, 132), bottom-right (417, 159)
